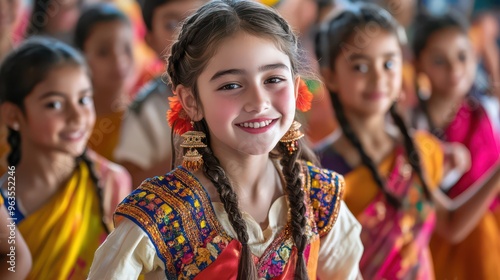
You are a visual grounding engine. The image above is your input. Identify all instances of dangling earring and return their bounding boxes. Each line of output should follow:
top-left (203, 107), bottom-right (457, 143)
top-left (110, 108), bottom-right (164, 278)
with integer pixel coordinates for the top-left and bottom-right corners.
top-left (180, 130), bottom-right (207, 172)
top-left (280, 120), bottom-right (304, 155)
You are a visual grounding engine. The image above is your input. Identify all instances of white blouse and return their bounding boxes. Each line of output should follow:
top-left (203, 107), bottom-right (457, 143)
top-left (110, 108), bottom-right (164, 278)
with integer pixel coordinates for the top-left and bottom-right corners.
top-left (87, 198), bottom-right (363, 279)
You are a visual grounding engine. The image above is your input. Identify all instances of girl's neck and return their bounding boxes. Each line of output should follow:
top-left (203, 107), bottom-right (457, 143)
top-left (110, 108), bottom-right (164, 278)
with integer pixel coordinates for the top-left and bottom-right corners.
top-left (202, 147), bottom-right (282, 204)
top-left (93, 88), bottom-right (127, 116)
top-left (426, 91), bottom-right (464, 130)
top-left (15, 145), bottom-right (77, 194)
top-left (340, 113), bottom-right (397, 165)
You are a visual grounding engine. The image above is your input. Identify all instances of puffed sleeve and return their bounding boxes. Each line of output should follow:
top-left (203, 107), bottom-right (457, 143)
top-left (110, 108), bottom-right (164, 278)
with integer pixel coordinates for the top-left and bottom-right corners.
top-left (87, 218), bottom-right (165, 280)
top-left (317, 201), bottom-right (363, 280)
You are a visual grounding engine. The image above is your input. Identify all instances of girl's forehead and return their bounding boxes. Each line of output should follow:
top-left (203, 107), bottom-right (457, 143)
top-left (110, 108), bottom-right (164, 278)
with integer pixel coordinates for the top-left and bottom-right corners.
top-left (28, 66), bottom-right (90, 98)
top-left (339, 30), bottom-right (401, 60)
top-left (426, 27), bottom-right (468, 47)
top-left (204, 32), bottom-right (292, 70)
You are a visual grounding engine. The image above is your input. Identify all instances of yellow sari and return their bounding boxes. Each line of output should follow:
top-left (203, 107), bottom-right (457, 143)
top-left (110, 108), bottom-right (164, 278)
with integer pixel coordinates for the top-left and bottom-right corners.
top-left (18, 162), bottom-right (107, 280)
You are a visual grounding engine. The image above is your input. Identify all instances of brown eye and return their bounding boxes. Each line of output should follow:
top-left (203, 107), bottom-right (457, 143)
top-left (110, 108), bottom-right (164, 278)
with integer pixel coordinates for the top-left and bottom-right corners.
top-left (354, 64), bottom-right (369, 73)
top-left (264, 77), bottom-right (284, 84)
top-left (219, 83), bottom-right (241, 90)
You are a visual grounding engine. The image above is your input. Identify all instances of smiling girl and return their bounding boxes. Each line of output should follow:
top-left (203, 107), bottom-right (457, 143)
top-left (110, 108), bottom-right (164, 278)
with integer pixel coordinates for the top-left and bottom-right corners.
top-left (88, 1), bottom-right (363, 279)
top-left (0, 37), bottom-right (131, 279)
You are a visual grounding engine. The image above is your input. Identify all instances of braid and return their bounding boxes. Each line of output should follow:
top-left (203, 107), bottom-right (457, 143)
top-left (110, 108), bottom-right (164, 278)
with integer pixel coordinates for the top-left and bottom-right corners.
top-left (166, 12), bottom-right (202, 87)
top-left (6, 129), bottom-right (21, 167)
top-left (330, 93), bottom-right (401, 207)
top-left (389, 105), bottom-right (433, 201)
top-left (278, 144), bottom-right (309, 280)
top-left (78, 150), bottom-right (111, 234)
top-left (196, 122), bottom-right (258, 280)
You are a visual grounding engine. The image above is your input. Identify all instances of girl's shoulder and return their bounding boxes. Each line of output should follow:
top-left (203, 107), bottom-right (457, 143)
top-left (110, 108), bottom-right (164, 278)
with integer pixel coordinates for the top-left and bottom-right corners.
top-left (86, 149), bottom-right (132, 202)
top-left (119, 166), bottom-right (206, 208)
top-left (301, 161), bottom-right (345, 237)
top-left (302, 161), bottom-right (345, 187)
top-left (87, 149), bottom-right (131, 180)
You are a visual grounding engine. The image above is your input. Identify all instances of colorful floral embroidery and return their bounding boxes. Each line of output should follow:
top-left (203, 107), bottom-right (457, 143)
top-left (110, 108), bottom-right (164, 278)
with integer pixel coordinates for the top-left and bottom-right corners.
top-left (115, 168), bottom-right (231, 279)
top-left (116, 163), bottom-right (343, 279)
top-left (305, 161), bottom-right (344, 237)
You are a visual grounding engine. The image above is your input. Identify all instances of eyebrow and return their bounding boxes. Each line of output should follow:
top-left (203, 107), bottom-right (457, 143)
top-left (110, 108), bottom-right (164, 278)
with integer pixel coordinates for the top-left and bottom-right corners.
top-left (349, 52), bottom-right (399, 60)
top-left (38, 89), bottom-right (92, 100)
top-left (210, 63), bottom-right (290, 81)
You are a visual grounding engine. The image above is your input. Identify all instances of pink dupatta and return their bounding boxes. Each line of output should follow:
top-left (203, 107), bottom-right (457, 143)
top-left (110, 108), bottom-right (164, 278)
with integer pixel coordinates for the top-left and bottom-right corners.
top-left (357, 147), bottom-right (436, 280)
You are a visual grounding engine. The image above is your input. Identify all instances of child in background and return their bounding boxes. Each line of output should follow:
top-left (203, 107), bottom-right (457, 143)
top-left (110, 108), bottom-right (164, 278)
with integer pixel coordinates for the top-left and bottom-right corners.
top-left (27, 0), bottom-right (81, 45)
top-left (412, 13), bottom-right (500, 280)
top-left (74, 3), bottom-right (136, 161)
top-left (0, 0), bottom-right (21, 62)
top-left (88, 1), bottom-right (363, 279)
top-left (114, 0), bottom-right (206, 187)
top-left (315, 3), bottom-right (500, 279)
top-left (0, 37), bottom-right (131, 279)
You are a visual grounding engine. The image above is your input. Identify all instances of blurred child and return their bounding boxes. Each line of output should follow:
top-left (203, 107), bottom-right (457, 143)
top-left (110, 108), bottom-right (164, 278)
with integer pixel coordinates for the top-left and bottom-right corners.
top-left (0, 0), bottom-right (21, 62)
top-left (27, 0), bottom-right (81, 45)
top-left (412, 13), bottom-right (500, 280)
top-left (114, 0), bottom-right (206, 187)
top-left (88, 1), bottom-right (363, 278)
top-left (0, 37), bottom-right (131, 279)
top-left (315, 3), bottom-right (500, 279)
top-left (75, 3), bottom-right (136, 161)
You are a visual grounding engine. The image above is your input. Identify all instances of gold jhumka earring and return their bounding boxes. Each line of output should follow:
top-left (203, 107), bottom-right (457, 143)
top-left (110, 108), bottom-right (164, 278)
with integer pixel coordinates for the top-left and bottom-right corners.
top-left (280, 120), bottom-right (304, 155)
top-left (180, 130), bottom-right (207, 172)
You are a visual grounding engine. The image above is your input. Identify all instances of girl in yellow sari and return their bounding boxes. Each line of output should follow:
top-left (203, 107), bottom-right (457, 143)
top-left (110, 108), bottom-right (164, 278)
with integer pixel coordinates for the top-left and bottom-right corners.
top-left (0, 37), bottom-right (132, 280)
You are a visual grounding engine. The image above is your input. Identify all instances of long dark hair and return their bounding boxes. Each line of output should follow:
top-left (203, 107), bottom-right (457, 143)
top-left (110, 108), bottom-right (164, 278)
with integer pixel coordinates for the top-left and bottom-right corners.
top-left (315, 3), bottom-right (432, 207)
top-left (167, 1), bottom-right (315, 279)
top-left (0, 37), bottom-right (109, 233)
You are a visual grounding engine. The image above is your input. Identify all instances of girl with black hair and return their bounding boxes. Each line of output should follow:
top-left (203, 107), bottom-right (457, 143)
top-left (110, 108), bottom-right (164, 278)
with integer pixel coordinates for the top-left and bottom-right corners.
top-left (0, 37), bottom-right (131, 279)
top-left (412, 12), bottom-right (500, 280)
top-left (315, 3), bottom-right (500, 279)
top-left (74, 3), bottom-right (135, 161)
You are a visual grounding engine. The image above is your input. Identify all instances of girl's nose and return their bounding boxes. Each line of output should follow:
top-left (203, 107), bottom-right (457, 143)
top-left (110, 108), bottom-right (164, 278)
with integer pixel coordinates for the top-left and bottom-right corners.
top-left (243, 84), bottom-right (270, 113)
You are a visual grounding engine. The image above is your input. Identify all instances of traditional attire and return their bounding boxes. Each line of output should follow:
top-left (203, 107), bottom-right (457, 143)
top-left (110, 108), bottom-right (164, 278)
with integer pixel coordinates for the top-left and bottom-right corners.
top-left (88, 161), bottom-right (363, 279)
top-left (0, 150), bottom-right (131, 280)
top-left (318, 131), bottom-right (444, 280)
top-left (414, 95), bottom-right (500, 280)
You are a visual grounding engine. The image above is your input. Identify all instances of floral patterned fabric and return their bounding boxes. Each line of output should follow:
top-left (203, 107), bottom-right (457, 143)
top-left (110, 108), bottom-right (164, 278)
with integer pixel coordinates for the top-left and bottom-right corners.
top-left (115, 161), bottom-right (344, 279)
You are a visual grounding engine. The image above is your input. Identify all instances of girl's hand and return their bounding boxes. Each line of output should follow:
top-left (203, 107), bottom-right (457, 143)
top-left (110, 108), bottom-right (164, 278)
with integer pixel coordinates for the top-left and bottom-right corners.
top-left (441, 142), bottom-right (471, 190)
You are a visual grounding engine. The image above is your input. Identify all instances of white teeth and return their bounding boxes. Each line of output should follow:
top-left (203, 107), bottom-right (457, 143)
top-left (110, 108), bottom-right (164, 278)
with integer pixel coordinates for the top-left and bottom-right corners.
top-left (238, 120), bottom-right (273, 128)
